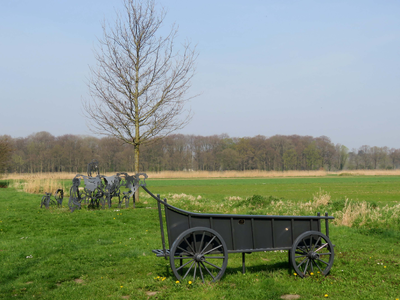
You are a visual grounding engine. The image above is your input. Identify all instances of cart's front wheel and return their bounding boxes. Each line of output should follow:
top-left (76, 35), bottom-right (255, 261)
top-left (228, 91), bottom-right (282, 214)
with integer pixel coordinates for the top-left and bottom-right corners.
top-left (170, 227), bottom-right (228, 283)
top-left (291, 231), bottom-right (334, 278)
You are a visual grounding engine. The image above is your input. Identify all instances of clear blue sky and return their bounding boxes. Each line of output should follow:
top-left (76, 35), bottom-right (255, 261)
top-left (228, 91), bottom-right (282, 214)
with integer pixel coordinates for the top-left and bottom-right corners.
top-left (1, 0), bottom-right (399, 150)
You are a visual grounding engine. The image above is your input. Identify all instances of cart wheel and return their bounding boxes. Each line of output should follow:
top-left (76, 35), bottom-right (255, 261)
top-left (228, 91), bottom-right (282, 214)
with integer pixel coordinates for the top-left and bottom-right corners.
top-left (291, 231), bottom-right (334, 278)
top-left (170, 227), bottom-right (228, 283)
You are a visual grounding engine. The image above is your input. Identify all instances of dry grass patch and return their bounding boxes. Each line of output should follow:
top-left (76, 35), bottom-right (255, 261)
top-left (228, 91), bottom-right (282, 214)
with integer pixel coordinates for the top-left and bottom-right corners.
top-left (4, 169), bottom-right (400, 181)
top-left (4, 170), bottom-right (330, 180)
top-left (335, 169), bottom-right (400, 176)
top-left (10, 179), bottom-right (68, 195)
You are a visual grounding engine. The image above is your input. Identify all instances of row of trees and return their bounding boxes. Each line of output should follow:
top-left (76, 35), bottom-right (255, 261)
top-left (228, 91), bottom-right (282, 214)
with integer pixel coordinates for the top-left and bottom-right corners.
top-left (2, 131), bottom-right (400, 173)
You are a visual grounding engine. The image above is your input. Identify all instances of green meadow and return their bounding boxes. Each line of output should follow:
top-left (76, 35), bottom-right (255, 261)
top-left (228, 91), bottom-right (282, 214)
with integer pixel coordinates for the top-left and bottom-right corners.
top-left (146, 175), bottom-right (400, 204)
top-left (1, 176), bottom-right (400, 299)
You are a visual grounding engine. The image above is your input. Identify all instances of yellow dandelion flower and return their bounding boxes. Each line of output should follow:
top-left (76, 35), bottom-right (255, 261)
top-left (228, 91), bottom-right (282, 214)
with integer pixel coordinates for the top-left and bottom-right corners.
top-left (188, 281), bottom-right (192, 284)
top-left (162, 277), bottom-right (166, 281)
top-left (294, 273), bottom-right (297, 276)
top-left (384, 266), bottom-right (386, 268)
top-left (113, 218), bottom-right (115, 219)
top-left (175, 280), bottom-right (180, 284)
top-left (324, 294), bottom-right (328, 298)
top-left (310, 272), bottom-right (314, 276)
top-left (317, 271), bottom-right (320, 273)
top-left (120, 286), bottom-right (123, 288)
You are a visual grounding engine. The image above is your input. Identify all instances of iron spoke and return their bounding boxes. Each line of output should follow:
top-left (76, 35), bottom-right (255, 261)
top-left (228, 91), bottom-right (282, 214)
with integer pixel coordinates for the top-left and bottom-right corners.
top-left (203, 259), bottom-right (222, 270)
top-left (176, 259), bottom-right (194, 271)
top-left (200, 261), bottom-right (215, 280)
top-left (313, 259), bottom-right (324, 274)
top-left (319, 252), bottom-right (332, 256)
top-left (316, 258), bottom-right (330, 265)
top-left (184, 237), bottom-right (195, 254)
top-left (177, 246), bottom-right (193, 255)
top-left (295, 249), bottom-right (307, 255)
top-left (295, 255), bottom-right (307, 259)
top-left (199, 261), bottom-right (205, 283)
top-left (173, 256), bottom-right (193, 260)
top-left (200, 236), bottom-right (216, 254)
top-left (303, 259), bottom-right (310, 274)
top-left (182, 261), bottom-right (195, 279)
top-left (202, 244), bottom-right (222, 255)
top-left (297, 257), bottom-right (308, 268)
top-left (312, 237), bottom-right (321, 252)
top-left (302, 239), bottom-right (310, 252)
top-left (192, 233), bottom-right (197, 253)
top-left (193, 262), bottom-right (197, 281)
top-left (202, 256), bottom-right (225, 259)
top-left (199, 232), bottom-right (206, 254)
top-left (315, 243), bottom-right (328, 252)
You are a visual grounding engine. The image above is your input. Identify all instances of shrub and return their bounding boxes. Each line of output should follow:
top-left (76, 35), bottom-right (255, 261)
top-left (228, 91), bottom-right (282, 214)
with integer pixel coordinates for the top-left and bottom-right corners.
top-left (232, 195), bottom-right (282, 210)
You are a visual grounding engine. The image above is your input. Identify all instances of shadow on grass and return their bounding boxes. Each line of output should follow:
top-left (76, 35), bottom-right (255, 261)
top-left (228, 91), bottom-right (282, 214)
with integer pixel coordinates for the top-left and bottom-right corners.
top-left (154, 260), bottom-right (293, 281)
top-left (225, 260), bottom-right (293, 276)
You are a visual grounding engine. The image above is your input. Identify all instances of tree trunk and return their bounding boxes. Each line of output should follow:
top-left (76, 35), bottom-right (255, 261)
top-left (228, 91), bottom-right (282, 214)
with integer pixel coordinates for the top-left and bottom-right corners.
top-left (134, 144), bottom-right (140, 206)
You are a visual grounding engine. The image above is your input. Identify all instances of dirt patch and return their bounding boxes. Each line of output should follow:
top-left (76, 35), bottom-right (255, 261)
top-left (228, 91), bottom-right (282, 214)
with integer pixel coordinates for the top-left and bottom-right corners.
top-left (74, 279), bottom-right (84, 284)
top-left (146, 291), bottom-right (158, 296)
top-left (25, 281), bottom-right (33, 284)
top-left (121, 296), bottom-right (130, 299)
top-left (280, 295), bottom-right (301, 300)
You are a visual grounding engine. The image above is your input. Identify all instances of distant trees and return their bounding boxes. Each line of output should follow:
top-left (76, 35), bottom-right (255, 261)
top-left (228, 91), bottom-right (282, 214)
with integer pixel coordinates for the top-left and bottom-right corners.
top-left (5, 132), bottom-right (400, 173)
top-left (0, 135), bottom-right (13, 173)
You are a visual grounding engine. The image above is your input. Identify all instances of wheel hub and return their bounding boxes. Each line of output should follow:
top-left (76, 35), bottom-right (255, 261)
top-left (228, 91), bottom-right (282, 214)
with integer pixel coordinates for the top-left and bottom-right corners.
top-left (194, 254), bottom-right (205, 262)
top-left (308, 252), bottom-right (319, 260)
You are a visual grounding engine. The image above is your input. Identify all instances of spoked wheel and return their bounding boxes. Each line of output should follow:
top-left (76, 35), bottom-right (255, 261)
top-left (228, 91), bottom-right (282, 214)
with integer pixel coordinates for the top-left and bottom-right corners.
top-left (170, 227), bottom-right (228, 283)
top-left (291, 231), bottom-right (334, 278)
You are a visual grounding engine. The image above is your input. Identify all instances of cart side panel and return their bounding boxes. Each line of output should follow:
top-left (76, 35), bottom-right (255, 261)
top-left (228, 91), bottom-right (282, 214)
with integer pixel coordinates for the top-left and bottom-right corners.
top-left (312, 219), bottom-right (320, 231)
top-left (274, 220), bottom-right (292, 248)
top-left (190, 216), bottom-right (211, 228)
top-left (292, 219), bottom-right (321, 242)
top-left (293, 220), bottom-right (313, 242)
top-left (253, 219), bottom-right (273, 249)
top-left (232, 218), bottom-right (253, 250)
top-left (213, 218), bottom-right (233, 250)
top-left (165, 207), bottom-right (190, 249)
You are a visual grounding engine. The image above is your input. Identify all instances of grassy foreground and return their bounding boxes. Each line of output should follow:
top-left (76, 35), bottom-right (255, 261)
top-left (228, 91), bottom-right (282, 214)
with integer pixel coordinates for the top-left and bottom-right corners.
top-left (1, 177), bottom-right (400, 299)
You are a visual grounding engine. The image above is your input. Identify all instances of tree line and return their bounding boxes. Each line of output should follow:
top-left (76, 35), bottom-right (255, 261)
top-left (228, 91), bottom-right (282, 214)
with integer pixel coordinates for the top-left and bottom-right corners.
top-left (2, 131), bottom-right (400, 174)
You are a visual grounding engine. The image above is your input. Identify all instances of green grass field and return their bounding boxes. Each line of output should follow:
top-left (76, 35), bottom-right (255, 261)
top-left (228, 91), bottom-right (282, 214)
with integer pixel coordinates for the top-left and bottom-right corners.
top-left (1, 176), bottom-right (400, 299)
top-left (146, 175), bottom-right (400, 203)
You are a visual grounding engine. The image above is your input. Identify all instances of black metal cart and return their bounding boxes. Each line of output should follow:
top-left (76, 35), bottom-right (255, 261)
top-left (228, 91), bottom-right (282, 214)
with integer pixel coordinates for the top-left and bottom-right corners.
top-left (142, 186), bottom-right (335, 283)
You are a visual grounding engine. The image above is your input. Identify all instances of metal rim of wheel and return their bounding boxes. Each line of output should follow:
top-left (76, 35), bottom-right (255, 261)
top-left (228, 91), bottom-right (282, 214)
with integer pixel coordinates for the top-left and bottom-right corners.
top-left (290, 230), bottom-right (334, 278)
top-left (170, 227), bottom-right (228, 283)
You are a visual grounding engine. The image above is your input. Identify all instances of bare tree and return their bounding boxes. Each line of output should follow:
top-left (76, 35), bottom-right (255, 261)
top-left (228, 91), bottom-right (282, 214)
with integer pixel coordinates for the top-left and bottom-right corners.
top-left (83, 0), bottom-right (197, 203)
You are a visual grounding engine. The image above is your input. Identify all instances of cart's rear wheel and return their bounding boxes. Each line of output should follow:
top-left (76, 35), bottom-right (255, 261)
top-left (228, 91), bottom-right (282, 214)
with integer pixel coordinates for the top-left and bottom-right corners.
top-left (291, 231), bottom-right (334, 278)
top-left (170, 227), bottom-right (228, 283)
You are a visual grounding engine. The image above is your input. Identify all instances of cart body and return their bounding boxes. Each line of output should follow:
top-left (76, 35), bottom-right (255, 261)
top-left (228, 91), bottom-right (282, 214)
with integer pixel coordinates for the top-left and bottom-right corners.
top-left (142, 186), bottom-right (334, 282)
